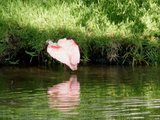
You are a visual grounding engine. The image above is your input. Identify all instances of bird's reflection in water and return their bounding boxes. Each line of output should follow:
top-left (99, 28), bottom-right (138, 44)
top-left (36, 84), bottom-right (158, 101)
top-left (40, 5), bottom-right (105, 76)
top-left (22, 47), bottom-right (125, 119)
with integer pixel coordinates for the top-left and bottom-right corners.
top-left (47, 75), bottom-right (80, 115)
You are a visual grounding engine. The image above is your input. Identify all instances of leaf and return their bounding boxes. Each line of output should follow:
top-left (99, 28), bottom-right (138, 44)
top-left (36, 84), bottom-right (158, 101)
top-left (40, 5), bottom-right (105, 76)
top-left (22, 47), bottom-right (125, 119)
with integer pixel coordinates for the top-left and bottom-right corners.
top-left (25, 51), bottom-right (38, 57)
top-left (9, 60), bottom-right (19, 65)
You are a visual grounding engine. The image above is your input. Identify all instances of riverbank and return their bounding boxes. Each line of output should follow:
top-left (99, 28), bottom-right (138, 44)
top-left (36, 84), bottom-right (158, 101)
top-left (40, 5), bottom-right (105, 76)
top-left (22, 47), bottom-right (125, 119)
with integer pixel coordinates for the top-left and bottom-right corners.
top-left (0, 0), bottom-right (160, 66)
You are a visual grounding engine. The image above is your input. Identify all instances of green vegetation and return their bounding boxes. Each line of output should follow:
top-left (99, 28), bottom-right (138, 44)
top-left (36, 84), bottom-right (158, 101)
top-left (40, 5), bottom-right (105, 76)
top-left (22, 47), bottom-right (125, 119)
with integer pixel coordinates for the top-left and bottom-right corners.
top-left (0, 0), bottom-right (160, 66)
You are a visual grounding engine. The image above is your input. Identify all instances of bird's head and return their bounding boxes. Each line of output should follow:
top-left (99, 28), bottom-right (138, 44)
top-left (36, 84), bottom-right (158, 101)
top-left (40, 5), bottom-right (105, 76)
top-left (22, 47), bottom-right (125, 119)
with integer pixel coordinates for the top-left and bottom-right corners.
top-left (46, 40), bottom-right (55, 45)
top-left (42, 39), bottom-right (53, 51)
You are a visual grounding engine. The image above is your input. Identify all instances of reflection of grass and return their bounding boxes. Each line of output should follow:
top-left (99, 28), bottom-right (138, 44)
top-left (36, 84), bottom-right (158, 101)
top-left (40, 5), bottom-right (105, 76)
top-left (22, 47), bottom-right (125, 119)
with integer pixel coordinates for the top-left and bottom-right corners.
top-left (0, 0), bottom-right (160, 65)
top-left (80, 66), bottom-right (160, 119)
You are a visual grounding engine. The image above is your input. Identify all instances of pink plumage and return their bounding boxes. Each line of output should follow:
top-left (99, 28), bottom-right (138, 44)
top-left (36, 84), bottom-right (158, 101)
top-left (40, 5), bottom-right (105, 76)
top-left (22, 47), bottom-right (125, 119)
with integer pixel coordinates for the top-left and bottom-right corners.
top-left (47, 38), bottom-right (80, 71)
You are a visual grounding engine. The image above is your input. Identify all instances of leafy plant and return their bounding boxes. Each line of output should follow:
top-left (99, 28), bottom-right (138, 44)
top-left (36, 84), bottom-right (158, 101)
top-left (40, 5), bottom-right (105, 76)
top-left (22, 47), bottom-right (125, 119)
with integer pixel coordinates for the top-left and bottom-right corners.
top-left (25, 51), bottom-right (38, 63)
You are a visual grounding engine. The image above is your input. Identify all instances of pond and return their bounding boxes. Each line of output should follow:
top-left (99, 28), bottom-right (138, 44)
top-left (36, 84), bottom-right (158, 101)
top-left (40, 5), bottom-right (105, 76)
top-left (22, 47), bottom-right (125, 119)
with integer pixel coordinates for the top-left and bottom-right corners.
top-left (0, 65), bottom-right (160, 120)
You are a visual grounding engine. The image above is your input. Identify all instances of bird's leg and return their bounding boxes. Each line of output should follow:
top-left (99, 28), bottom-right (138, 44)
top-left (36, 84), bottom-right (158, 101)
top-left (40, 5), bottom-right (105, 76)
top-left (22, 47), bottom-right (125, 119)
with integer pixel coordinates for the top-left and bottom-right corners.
top-left (70, 70), bottom-right (77, 74)
top-left (63, 64), bottom-right (68, 71)
top-left (63, 64), bottom-right (76, 73)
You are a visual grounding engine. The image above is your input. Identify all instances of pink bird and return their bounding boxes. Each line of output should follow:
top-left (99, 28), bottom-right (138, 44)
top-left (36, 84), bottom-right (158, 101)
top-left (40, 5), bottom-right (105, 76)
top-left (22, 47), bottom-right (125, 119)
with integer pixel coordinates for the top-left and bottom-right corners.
top-left (46, 38), bottom-right (80, 71)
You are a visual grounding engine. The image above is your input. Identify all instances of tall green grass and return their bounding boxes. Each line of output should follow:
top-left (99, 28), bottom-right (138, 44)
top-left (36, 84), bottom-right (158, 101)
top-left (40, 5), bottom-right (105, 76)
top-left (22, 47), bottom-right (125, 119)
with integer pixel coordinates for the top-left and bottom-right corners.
top-left (0, 0), bottom-right (160, 65)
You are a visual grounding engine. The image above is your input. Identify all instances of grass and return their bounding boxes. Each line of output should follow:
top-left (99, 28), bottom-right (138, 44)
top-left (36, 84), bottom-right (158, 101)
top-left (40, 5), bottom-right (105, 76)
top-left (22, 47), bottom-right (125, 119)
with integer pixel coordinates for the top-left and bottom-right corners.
top-left (0, 0), bottom-right (160, 66)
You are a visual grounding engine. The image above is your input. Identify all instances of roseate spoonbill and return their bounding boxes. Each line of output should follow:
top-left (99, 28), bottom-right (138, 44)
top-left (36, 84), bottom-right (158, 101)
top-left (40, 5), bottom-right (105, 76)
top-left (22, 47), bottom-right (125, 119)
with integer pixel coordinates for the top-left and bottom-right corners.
top-left (46, 38), bottom-right (80, 71)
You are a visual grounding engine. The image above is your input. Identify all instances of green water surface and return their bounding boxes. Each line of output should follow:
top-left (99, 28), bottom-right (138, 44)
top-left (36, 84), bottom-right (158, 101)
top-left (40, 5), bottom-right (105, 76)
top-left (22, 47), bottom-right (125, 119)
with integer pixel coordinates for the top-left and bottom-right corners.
top-left (0, 65), bottom-right (160, 120)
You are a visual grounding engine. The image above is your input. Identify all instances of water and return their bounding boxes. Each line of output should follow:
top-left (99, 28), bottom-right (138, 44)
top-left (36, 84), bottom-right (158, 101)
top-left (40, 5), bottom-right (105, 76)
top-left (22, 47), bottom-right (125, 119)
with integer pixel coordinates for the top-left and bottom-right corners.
top-left (0, 65), bottom-right (160, 120)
